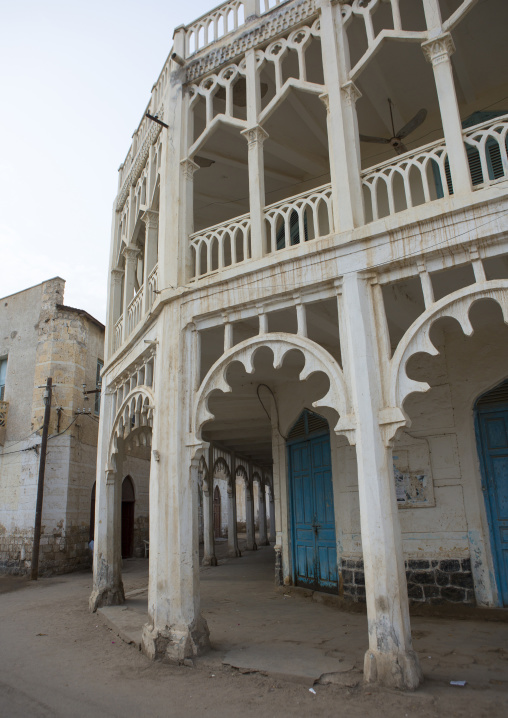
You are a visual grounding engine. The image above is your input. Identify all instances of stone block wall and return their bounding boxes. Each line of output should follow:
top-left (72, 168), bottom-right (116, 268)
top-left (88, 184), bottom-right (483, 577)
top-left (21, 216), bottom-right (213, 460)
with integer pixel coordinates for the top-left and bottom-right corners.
top-left (341, 557), bottom-right (475, 605)
top-left (0, 524), bottom-right (92, 576)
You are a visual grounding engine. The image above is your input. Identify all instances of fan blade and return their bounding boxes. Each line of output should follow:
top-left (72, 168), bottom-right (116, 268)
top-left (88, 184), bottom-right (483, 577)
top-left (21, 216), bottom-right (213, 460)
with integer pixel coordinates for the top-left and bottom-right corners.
top-left (359, 134), bottom-right (391, 144)
top-left (396, 108), bottom-right (427, 139)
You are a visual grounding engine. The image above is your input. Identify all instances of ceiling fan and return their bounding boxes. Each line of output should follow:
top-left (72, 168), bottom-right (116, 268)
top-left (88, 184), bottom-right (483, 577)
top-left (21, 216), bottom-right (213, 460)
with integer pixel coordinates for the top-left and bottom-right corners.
top-left (360, 99), bottom-right (427, 155)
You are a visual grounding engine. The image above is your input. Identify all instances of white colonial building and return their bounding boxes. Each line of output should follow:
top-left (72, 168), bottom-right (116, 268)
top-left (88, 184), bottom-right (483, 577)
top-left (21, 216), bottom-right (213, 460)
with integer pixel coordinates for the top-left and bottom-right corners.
top-left (90, 0), bottom-right (508, 689)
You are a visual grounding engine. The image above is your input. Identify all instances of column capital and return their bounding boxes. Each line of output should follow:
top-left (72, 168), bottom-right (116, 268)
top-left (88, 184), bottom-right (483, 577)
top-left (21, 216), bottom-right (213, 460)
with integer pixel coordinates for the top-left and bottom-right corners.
top-left (122, 245), bottom-right (140, 262)
top-left (341, 81), bottom-right (362, 107)
top-left (241, 125), bottom-right (269, 148)
top-left (111, 267), bottom-right (124, 283)
top-left (180, 158), bottom-right (200, 179)
top-left (141, 209), bottom-right (159, 230)
top-left (422, 33), bottom-right (455, 66)
top-left (319, 92), bottom-right (330, 113)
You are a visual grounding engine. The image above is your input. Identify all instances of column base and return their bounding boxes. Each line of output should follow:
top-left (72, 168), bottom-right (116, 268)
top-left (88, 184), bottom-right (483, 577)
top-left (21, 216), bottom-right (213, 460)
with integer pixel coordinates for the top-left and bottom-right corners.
top-left (228, 548), bottom-right (242, 558)
top-left (202, 555), bottom-right (218, 566)
top-left (245, 542), bottom-right (257, 551)
top-left (141, 616), bottom-right (210, 663)
top-left (89, 583), bottom-right (125, 612)
top-left (363, 648), bottom-right (423, 690)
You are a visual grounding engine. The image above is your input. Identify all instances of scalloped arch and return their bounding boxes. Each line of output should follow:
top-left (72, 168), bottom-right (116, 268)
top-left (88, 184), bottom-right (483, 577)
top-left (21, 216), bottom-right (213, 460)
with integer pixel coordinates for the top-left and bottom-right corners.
top-left (389, 280), bottom-right (508, 409)
top-left (109, 386), bottom-right (155, 463)
top-left (194, 332), bottom-right (355, 442)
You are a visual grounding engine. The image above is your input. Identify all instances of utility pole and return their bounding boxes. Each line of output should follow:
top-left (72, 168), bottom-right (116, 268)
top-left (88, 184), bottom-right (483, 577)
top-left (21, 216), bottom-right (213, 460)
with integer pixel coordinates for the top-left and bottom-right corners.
top-left (31, 377), bottom-right (52, 580)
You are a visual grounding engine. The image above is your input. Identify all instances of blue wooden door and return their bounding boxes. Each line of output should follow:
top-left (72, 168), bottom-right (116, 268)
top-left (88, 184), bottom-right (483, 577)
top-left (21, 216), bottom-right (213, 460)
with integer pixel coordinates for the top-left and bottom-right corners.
top-left (477, 406), bottom-right (508, 605)
top-left (289, 427), bottom-right (338, 593)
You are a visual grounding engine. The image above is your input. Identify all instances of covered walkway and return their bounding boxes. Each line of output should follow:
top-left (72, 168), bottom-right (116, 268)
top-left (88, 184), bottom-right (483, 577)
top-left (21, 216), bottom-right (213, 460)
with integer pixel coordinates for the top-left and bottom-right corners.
top-left (100, 546), bottom-right (508, 688)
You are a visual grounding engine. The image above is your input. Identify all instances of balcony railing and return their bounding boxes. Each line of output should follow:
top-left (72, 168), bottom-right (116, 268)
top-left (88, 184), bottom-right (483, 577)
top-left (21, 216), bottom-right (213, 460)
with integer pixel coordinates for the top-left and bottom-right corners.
top-left (362, 114), bottom-right (508, 222)
top-left (0, 400), bottom-right (8, 446)
top-left (361, 137), bottom-right (449, 223)
top-left (127, 286), bottom-right (144, 335)
top-left (265, 183), bottom-right (334, 253)
top-left (114, 316), bottom-right (123, 353)
top-left (147, 264), bottom-right (159, 311)
top-left (190, 214), bottom-right (251, 279)
top-left (186, 0), bottom-right (246, 56)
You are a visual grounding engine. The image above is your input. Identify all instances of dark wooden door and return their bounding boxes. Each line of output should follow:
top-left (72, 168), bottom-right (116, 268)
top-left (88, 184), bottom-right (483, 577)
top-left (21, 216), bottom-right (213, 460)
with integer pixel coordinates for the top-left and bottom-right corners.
top-left (121, 501), bottom-right (135, 558)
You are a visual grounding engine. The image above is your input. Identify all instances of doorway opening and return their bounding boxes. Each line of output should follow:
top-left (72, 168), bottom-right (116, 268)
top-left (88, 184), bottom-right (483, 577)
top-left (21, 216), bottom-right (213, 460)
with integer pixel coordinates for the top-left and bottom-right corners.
top-left (121, 476), bottom-right (135, 559)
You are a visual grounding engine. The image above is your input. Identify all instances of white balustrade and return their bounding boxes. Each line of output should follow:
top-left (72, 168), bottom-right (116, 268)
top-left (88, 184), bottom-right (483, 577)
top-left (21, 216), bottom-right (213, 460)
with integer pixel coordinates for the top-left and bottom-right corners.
top-left (464, 114), bottom-right (508, 189)
top-left (361, 138), bottom-right (449, 223)
top-left (264, 184), bottom-right (334, 253)
top-left (127, 286), bottom-right (144, 335)
top-left (147, 264), bottom-right (158, 309)
top-left (186, 0), bottom-right (246, 56)
top-left (114, 316), bottom-right (123, 352)
top-left (189, 214), bottom-right (251, 279)
top-left (260, 0), bottom-right (289, 14)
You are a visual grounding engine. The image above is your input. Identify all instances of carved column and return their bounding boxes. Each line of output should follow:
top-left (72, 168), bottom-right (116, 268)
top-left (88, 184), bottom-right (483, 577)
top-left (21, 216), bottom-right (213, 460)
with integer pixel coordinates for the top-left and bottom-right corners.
top-left (142, 209), bottom-right (159, 313)
top-left (89, 386), bottom-right (125, 611)
top-left (339, 273), bottom-right (422, 690)
top-left (180, 158), bottom-right (200, 280)
top-left (268, 484), bottom-right (276, 543)
top-left (202, 475), bottom-right (217, 566)
top-left (258, 482), bottom-right (269, 546)
top-left (241, 126), bottom-right (268, 260)
top-left (422, 19), bottom-right (471, 195)
top-left (227, 453), bottom-right (241, 557)
top-left (318, 0), bottom-right (364, 230)
top-left (245, 470), bottom-right (257, 551)
top-left (122, 246), bottom-right (140, 341)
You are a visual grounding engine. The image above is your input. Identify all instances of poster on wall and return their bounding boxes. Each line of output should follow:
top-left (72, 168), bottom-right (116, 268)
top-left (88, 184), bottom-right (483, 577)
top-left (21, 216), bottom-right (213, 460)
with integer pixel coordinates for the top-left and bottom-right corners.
top-left (392, 434), bottom-right (435, 508)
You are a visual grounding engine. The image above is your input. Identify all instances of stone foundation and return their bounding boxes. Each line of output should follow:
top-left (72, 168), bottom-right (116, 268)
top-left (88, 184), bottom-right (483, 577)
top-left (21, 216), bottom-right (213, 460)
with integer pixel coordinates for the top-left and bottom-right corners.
top-left (341, 557), bottom-right (475, 605)
top-left (0, 524), bottom-right (92, 576)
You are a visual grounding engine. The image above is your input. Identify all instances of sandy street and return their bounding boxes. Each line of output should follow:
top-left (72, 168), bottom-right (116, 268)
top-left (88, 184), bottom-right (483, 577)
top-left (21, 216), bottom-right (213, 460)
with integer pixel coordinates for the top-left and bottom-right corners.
top-left (1, 546), bottom-right (507, 718)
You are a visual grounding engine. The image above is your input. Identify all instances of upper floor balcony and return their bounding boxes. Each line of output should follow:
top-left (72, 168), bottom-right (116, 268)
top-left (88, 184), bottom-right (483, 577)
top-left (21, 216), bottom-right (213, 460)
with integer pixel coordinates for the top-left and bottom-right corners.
top-left (107, 0), bottom-right (508, 357)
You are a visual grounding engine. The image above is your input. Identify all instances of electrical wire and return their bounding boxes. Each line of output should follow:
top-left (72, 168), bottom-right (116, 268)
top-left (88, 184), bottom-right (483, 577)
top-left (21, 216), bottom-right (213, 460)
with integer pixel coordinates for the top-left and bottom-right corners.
top-left (256, 384), bottom-right (287, 440)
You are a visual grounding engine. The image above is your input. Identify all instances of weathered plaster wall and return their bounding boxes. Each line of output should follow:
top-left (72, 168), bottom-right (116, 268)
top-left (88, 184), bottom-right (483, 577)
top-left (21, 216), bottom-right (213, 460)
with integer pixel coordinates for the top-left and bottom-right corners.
top-left (0, 278), bottom-right (105, 575)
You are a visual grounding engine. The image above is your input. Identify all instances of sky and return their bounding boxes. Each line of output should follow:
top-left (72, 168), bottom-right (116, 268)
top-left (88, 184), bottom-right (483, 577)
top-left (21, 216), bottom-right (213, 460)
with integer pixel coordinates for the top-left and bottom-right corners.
top-left (0, 0), bottom-right (214, 323)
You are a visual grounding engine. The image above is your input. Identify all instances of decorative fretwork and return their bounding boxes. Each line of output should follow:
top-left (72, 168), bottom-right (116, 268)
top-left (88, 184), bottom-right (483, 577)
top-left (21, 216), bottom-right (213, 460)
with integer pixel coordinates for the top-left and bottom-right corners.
top-left (464, 114), bottom-right (508, 190)
top-left (190, 214), bottom-right (252, 279)
top-left (186, 0), bottom-right (317, 82)
top-left (264, 183), bottom-right (333, 253)
top-left (186, 0), bottom-right (247, 57)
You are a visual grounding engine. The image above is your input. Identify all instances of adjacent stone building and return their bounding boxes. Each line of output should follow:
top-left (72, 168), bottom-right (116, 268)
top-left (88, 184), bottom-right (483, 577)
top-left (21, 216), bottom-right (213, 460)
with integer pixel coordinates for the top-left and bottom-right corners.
top-left (0, 278), bottom-right (107, 574)
top-left (90, 0), bottom-right (508, 690)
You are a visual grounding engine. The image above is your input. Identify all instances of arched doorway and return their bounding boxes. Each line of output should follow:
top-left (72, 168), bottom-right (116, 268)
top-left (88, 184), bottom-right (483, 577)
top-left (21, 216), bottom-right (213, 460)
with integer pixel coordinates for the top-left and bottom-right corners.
top-left (213, 484), bottom-right (221, 538)
top-left (475, 380), bottom-right (508, 605)
top-left (121, 476), bottom-right (135, 559)
top-left (288, 409), bottom-right (338, 594)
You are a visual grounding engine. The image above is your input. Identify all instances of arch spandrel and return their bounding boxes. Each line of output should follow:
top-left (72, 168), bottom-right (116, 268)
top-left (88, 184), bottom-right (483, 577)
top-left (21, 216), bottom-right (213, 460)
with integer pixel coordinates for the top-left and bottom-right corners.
top-left (108, 386), bottom-right (155, 467)
top-left (388, 280), bottom-right (508, 414)
top-left (193, 332), bottom-right (356, 444)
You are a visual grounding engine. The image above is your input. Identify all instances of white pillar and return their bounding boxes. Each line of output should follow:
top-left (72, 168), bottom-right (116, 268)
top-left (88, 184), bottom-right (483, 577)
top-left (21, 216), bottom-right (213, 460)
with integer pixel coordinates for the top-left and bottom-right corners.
top-left (422, 1), bottom-right (471, 195)
top-left (339, 273), bottom-right (422, 690)
top-left (245, 475), bottom-right (257, 551)
top-left (141, 311), bottom-right (210, 662)
top-left (180, 159), bottom-right (200, 281)
top-left (202, 477), bottom-right (217, 566)
top-left (122, 246), bottom-right (139, 341)
top-left (227, 453), bottom-right (241, 557)
top-left (241, 126), bottom-right (268, 260)
top-left (268, 485), bottom-right (276, 543)
top-left (142, 210), bottom-right (159, 313)
top-left (89, 388), bottom-right (124, 610)
top-left (257, 482), bottom-right (269, 546)
top-left (318, 0), bottom-right (364, 230)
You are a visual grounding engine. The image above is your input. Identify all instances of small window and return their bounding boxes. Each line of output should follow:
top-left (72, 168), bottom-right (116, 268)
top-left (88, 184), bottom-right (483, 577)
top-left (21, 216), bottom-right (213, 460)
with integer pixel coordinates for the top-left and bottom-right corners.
top-left (95, 360), bottom-right (104, 415)
top-left (0, 358), bottom-right (7, 401)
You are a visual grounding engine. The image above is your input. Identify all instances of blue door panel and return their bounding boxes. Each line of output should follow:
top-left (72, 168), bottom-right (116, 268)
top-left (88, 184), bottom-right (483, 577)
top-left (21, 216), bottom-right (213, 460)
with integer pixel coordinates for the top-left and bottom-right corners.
top-left (477, 407), bottom-right (508, 606)
top-left (486, 418), bottom-right (508, 449)
top-left (289, 428), bottom-right (338, 593)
